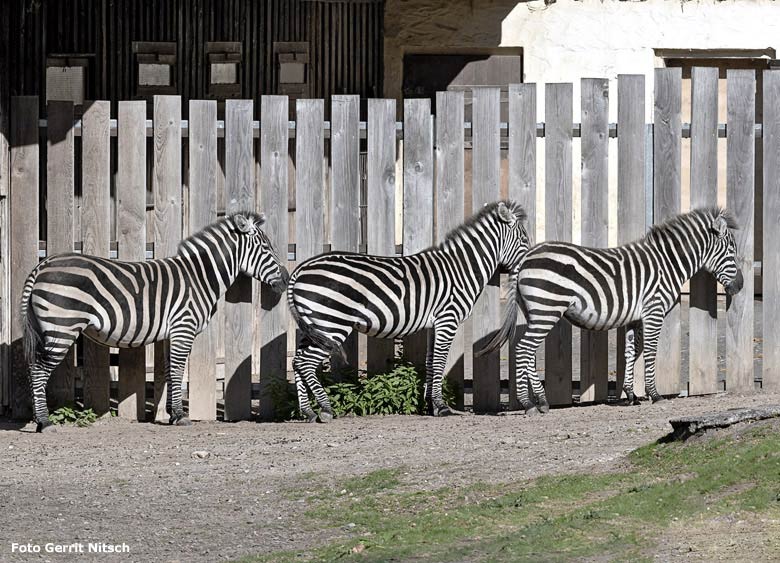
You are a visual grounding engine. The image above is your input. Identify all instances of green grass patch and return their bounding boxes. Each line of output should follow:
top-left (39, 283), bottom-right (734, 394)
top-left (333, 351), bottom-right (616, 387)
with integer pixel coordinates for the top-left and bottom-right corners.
top-left (236, 425), bottom-right (780, 563)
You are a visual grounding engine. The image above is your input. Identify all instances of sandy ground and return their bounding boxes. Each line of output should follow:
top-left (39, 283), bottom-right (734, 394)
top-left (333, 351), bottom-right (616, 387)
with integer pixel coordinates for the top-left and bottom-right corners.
top-left (2, 390), bottom-right (780, 562)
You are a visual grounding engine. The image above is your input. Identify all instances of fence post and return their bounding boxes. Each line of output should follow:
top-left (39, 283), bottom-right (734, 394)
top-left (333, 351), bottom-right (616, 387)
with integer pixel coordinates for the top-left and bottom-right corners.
top-left (117, 100), bottom-right (148, 421)
top-left (653, 68), bottom-right (683, 397)
top-left (726, 70), bottom-right (756, 392)
top-left (688, 67), bottom-right (719, 396)
top-left (764, 70), bottom-right (780, 391)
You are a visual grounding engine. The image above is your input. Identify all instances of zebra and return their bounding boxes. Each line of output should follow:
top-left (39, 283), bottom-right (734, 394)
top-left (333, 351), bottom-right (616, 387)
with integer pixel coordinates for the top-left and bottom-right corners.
top-left (21, 212), bottom-right (289, 432)
top-left (478, 207), bottom-right (743, 414)
top-left (287, 200), bottom-right (531, 422)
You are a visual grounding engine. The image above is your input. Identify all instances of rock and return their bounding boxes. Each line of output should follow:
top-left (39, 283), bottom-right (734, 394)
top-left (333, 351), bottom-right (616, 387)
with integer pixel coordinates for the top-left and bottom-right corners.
top-left (668, 405), bottom-right (780, 440)
top-left (191, 451), bottom-right (211, 459)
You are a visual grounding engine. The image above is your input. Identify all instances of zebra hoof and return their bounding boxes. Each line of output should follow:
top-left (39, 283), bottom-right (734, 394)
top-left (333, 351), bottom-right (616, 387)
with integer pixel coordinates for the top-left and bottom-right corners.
top-left (303, 410), bottom-right (318, 423)
top-left (174, 417), bottom-right (192, 426)
top-left (650, 394), bottom-right (665, 404)
top-left (537, 400), bottom-right (550, 414)
top-left (318, 410), bottom-right (334, 423)
top-left (433, 405), bottom-right (454, 417)
top-left (36, 420), bottom-right (55, 433)
top-left (524, 406), bottom-right (540, 416)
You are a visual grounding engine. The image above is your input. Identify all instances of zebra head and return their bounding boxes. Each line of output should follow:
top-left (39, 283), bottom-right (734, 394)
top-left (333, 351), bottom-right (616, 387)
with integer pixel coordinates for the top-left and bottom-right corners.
top-left (495, 201), bottom-right (531, 275)
top-left (701, 209), bottom-right (743, 296)
top-left (232, 212), bottom-right (290, 294)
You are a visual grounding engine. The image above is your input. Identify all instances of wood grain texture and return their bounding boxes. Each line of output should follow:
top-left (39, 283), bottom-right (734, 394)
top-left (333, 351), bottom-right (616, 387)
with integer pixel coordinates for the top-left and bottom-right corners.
top-left (579, 78), bottom-right (609, 403)
top-left (152, 95), bottom-right (182, 423)
top-left (330, 95), bottom-right (360, 368)
top-left (9, 96), bottom-right (39, 419)
top-left (435, 91), bottom-right (465, 409)
top-left (367, 98), bottom-right (396, 373)
top-left (616, 75), bottom-right (646, 399)
top-left (117, 100), bottom-right (147, 421)
top-left (224, 98), bottom-right (254, 421)
top-left (725, 70), bottom-right (755, 393)
top-left (258, 95), bottom-right (288, 421)
top-left (81, 100), bottom-right (111, 415)
top-left (653, 68), bottom-right (682, 397)
top-left (507, 83), bottom-right (535, 410)
top-left (46, 100), bottom-right (77, 410)
top-left (294, 99), bottom-right (324, 264)
top-left (544, 83), bottom-right (573, 407)
top-left (764, 70), bottom-right (780, 391)
top-left (402, 98), bottom-right (433, 369)
top-left (688, 67), bottom-right (719, 396)
top-left (187, 99), bottom-right (217, 420)
top-left (0, 0), bottom-right (9, 413)
top-left (471, 87), bottom-right (501, 412)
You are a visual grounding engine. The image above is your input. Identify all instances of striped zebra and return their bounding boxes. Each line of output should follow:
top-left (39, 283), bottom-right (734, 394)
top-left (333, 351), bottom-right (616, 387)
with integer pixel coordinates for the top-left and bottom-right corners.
top-left (288, 201), bottom-right (531, 422)
top-left (478, 207), bottom-right (743, 413)
top-left (21, 212), bottom-right (288, 432)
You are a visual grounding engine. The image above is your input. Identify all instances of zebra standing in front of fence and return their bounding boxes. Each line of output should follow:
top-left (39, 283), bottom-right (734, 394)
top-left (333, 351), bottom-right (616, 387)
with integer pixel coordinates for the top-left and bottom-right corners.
top-left (21, 212), bottom-right (289, 432)
top-left (287, 201), bottom-right (531, 422)
top-left (478, 207), bottom-right (743, 413)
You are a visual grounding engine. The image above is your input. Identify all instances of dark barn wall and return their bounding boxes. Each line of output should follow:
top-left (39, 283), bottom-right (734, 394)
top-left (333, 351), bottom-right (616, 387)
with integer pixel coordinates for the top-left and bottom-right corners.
top-left (7, 0), bottom-right (384, 115)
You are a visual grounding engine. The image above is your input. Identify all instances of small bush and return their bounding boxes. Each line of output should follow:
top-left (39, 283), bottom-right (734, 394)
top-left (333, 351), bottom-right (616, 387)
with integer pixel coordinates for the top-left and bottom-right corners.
top-left (48, 406), bottom-right (99, 427)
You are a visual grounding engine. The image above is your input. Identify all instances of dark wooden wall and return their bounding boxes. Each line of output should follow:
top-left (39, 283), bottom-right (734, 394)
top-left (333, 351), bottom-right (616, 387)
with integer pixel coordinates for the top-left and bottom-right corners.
top-left (7, 0), bottom-right (384, 115)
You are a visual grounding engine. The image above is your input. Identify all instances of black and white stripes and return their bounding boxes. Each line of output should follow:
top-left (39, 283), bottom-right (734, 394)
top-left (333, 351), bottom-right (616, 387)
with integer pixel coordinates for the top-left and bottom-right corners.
top-left (479, 207), bottom-right (743, 413)
top-left (287, 201), bottom-right (531, 422)
top-left (21, 212), bottom-right (288, 432)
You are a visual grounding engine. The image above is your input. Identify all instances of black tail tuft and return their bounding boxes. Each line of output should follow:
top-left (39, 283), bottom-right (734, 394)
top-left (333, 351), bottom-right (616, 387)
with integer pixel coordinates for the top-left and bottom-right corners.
top-left (286, 285), bottom-right (347, 362)
top-left (20, 270), bottom-right (43, 367)
top-left (475, 274), bottom-right (520, 358)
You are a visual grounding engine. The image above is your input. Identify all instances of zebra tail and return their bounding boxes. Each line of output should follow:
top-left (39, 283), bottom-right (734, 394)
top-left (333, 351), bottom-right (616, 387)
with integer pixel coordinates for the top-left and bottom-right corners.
top-left (475, 274), bottom-right (520, 358)
top-left (286, 285), bottom-right (348, 362)
top-left (20, 267), bottom-right (44, 367)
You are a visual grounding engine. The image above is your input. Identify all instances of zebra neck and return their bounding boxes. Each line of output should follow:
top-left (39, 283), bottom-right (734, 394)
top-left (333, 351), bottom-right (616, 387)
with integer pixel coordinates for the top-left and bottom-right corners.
top-left (644, 225), bottom-right (707, 287)
top-left (439, 228), bottom-right (500, 289)
top-left (175, 239), bottom-right (241, 298)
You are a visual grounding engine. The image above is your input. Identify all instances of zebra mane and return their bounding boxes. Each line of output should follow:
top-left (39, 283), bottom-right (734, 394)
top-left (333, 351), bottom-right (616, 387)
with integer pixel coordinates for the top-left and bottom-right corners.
top-left (643, 206), bottom-right (738, 243)
top-left (440, 200), bottom-right (527, 244)
top-left (177, 211), bottom-right (267, 253)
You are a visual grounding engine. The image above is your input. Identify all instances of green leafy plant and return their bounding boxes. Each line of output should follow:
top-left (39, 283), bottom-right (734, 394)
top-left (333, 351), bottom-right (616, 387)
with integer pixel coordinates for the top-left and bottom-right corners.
top-left (48, 406), bottom-right (99, 427)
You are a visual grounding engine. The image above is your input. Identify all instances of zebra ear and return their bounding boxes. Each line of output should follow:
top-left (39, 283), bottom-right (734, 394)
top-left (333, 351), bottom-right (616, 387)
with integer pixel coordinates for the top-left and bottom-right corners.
top-left (497, 202), bottom-right (516, 225)
top-left (256, 212), bottom-right (266, 227)
top-left (712, 214), bottom-right (729, 239)
top-left (234, 214), bottom-right (253, 234)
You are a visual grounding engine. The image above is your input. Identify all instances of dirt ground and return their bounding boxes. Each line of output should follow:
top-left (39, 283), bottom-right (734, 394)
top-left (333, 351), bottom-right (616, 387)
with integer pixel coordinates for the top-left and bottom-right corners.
top-left (2, 390), bottom-right (780, 563)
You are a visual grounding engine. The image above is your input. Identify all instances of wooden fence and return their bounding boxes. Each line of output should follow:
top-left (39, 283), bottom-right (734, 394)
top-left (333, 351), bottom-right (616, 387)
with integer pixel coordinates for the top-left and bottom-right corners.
top-left (1, 68), bottom-right (779, 421)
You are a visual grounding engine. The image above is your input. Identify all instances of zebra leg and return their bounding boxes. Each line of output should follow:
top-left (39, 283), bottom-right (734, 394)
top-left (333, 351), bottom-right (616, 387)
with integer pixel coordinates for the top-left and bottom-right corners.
top-left (429, 317), bottom-right (459, 416)
top-left (424, 328), bottom-right (435, 415)
top-left (167, 333), bottom-right (195, 426)
top-left (293, 344), bottom-right (334, 423)
top-left (641, 310), bottom-right (664, 403)
top-left (515, 332), bottom-right (548, 414)
top-left (622, 326), bottom-right (640, 405)
top-left (30, 334), bottom-right (79, 432)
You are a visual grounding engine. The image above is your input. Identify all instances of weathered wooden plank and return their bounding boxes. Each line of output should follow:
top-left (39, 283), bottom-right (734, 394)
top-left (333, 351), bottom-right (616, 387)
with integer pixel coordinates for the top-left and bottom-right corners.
top-left (330, 95), bottom-right (360, 369)
top-left (579, 78), bottom-right (609, 404)
top-left (46, 100), bottom-right (77, 410)
top-left (544, 83), bottom-right (573, 407)
top-left (224, 98), bottom-right (254, 421)
top-left (726, 70), bottom-right (756, 393)
top-left (9, 96), bottom-right (39, 419)
top-left (187, 99), bottom-right (218, 421)
top-left (295, 99), bottom-right (325, 264)
top-left (258, 95), bottom-right (289, 421)
top-left (402, 98), bottom-right (433, 371)
top-left (471, 87), bottom-right (501, 412)
top-left (617, 75), bottom-right (646, 400)
top-left (653, 68), bottom-right (683, 397)
top-left (436, 91), bottom-right (465, 409)
top-left (507, 83), bottom-right (535, 411)
top-left (366, 98), bottom-right (396, 373)
top-left (153, 95), bottom-right (182, 423)
top-left (764, 71), bottom-right (780, 391)
top-left (688, 67), bottom-right (719, 396)
top-left (81, 100), bottom-right (111, 415)
top-left (0, 1), bottom-right (10, 414)
top-left (117, 100), bottom-right (147, 421)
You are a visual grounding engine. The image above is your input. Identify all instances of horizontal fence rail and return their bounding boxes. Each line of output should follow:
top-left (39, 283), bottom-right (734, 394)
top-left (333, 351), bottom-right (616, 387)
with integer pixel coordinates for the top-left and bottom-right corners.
top-left (1, 69), bottom-right (779, 421)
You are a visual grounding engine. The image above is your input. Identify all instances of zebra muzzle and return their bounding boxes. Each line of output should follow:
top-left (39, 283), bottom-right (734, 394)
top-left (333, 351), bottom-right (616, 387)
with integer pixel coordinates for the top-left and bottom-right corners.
top-left (725, 269), bottom-right (744, 296)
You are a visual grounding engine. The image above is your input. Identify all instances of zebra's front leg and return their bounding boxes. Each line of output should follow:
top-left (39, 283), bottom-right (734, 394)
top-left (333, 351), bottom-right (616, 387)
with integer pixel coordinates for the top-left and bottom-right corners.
top-left (424, 328), bottom-right (435, 415)
top-left (622, 325), bottom-right (641, 405)
top-left (293, 344), bottom-right (333, 423)
top-left (167, 333), bottom-right (195, 426)
top-left (641, 310), bottom-right (664, 403)
top-left (429, 317), bottom-right (459, 417)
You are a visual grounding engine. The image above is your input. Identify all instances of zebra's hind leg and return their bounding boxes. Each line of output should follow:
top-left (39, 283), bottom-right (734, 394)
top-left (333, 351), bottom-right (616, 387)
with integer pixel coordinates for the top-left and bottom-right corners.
top-left (167, 332), bottom-right (196, 426)
top-left (293, 344), bottom-right (334, 422)
top-left (514, 323), bottom-right (552, 414)
top-left (29, 342), bottom-right (77, 432)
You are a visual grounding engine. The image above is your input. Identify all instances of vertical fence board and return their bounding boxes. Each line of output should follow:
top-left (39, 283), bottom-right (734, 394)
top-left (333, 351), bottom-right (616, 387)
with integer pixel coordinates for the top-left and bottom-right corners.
top-left (0, 92), bottom-right (8, 414)
top-left (764, 70), bottom-right (780, 391)
top-left (435, 91), bottom-right (465, 408)
top-left (330, 95), bottom-right (360, 368)
top-left (579, 78), bottom-right (609, 403)
top-left (188, 99), bottom-right (218, 420)
top-left (471, 87), bottom-right (501, 412)
top-left (224, 99), bottom-right (254, 421)
top-left (653, 68), bottom-right (682, 397)
top-left (46, 100), bottom-right (77, 409)
top-left (367, 98), bottom-right (396, 373)
top-left (544, 83), bottom-right (574, 406)
top-left (9, 96), bottom-right (38, 419)
top-left (259, 95), bottom-right (289, 420)
top-left (726, 70), bottom-right (756, 392)
top-left (295, 99), bottom-right (325, 264)
top-left (117, 100), bottom-right (147, 421)
top-left (152, 95), bottom-right (182, 423)
top-left (81, 100), bottom-right (111, 414)
top-left (688, 67), bottom-right (719, 396)
top-left (617, 75), bottom-right (646, 399)
top-left (403, 98), bottom-right (433, 369)
top-left (508, 84), bottom-right (536, 410)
